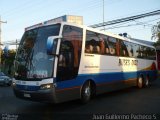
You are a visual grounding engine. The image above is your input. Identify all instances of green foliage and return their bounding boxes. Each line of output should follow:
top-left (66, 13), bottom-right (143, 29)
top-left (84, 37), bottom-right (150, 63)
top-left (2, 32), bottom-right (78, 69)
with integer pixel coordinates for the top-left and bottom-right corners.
top-left (1, 49), bottom-right (16, 76)
top-left (152, 21), bottom-right (160, 46)
top-left (153, 41), bottom-right (160, 46)
top-left (152, 21), bottom-right (160, 39)
top-left (2, 49), bottom-right (16, 63)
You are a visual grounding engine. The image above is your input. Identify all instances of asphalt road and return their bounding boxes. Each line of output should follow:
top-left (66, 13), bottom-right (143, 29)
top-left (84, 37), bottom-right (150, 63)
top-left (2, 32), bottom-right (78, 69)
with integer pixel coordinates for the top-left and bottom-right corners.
top-left (0, 79), bottom-right (160, 120)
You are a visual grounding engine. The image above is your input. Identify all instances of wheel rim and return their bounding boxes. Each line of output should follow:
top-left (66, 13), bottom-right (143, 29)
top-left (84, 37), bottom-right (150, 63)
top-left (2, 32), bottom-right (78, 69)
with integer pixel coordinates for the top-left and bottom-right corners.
top-left (138, 77), bottom-right (143, 88)
top-left (84, 86), bottom-right (91, 97)
top-left (145, 77), bottom-right (149, 86)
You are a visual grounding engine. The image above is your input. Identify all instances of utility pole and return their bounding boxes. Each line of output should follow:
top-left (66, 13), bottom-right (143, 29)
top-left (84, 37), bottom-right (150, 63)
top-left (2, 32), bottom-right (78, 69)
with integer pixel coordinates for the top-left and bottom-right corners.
top-left (102, 0), bottom-right (105, 31)
top-left (0, 16), bottom-right (7, 71)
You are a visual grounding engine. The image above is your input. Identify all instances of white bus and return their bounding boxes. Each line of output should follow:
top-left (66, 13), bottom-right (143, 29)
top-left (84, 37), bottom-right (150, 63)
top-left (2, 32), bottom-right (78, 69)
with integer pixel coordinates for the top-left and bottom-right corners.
top-left (12, 21), bottom-right (157, 103)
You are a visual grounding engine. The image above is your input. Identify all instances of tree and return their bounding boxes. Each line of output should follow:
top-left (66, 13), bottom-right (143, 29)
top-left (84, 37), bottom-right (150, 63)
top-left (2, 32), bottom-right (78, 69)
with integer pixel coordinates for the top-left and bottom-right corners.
top-left (152, 21), bottom-right (160, 46)
top-left (1, 49), bottom-right (16, 76)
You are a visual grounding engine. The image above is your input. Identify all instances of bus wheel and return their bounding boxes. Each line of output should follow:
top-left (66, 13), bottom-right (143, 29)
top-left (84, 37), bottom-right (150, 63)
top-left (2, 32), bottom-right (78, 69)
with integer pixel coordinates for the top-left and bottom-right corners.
top-left (144, 75), bottom-right (149, 87)
top-left (137, 76), bottom-right (143, 88)
top-left (81, 81), bottom-right (91, 104)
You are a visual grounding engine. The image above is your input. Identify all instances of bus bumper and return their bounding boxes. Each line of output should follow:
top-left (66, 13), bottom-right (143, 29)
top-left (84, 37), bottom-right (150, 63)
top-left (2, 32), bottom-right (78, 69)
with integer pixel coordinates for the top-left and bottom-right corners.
top-left (13, 86), bottom-right (58, 103)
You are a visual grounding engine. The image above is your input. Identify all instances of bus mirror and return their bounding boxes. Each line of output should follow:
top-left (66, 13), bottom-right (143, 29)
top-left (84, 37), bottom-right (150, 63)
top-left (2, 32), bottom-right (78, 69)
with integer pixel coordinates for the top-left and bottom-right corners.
top-left (46, 36), bottom-right (59, 55)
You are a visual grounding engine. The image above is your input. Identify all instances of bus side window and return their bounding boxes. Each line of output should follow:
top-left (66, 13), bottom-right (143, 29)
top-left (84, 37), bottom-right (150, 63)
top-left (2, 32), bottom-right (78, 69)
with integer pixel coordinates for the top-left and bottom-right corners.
top-left (137, 45), bottom-right (142, 58)
top-left (130, 48), bottom-right (134, 57)
top-left (141, 46), bottom-right (147, 58)
top-left (85, 44), bottom-right (93, 53)
top-left (120, 41), bottom-right (129, 57)
top-left (57, 25), bottom-right (83, 81)
top-left (105, 47), bottom-right (109, 54)
top-left (125, 42), bottom-right (134, 57)
top-left (93, 45), bottom-right (100, 53)
top-left (86, 31), bottom-right (101, 54)
top-left (109, 48), bottom-right (115, 55)
top-left (108, 37), bottom-right (117, 56)
top-left (104, 37), bottom-right (110, 54)
top-left (99, 38), bottom-right (105, 54)
top-left (133, 44), bottom-right (139, 58)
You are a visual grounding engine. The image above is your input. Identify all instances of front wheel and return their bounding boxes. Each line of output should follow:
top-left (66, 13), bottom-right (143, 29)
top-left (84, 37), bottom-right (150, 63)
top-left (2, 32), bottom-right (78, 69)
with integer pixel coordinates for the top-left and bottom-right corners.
top-left (81, 81), bottom-right (91, 104)
top-left (137, 76), bottom-right (143, 88)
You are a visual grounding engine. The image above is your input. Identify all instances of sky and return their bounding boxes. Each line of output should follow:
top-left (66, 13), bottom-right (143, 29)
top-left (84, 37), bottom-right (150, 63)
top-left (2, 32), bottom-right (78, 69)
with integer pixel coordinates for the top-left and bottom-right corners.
top-left (0, 0), bottom-right (160, 48)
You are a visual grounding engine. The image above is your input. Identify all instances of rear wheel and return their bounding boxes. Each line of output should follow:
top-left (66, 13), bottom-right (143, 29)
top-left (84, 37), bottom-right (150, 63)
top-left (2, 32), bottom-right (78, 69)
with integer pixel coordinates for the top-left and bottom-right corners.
top-left (144, 75), bottom-right (149, 87)
top-left (81, 81), bottom-right (91, 104)
top-left (137, 76), bottom-right (143, 88)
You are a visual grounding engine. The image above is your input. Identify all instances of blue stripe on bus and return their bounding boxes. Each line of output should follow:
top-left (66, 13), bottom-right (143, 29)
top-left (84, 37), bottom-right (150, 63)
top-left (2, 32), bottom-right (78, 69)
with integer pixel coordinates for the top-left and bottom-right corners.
top-left (15, 70), bottom-right (157, 91)
top-left (56, 70), bottom-right (157, 89)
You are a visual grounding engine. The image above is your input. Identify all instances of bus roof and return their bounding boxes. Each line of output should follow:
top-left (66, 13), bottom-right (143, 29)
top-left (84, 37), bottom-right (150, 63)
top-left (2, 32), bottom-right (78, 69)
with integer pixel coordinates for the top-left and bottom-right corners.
top-left (25, 15), bottom-right (83, 31)
top-left (25, 21), bottom-right (155, 49)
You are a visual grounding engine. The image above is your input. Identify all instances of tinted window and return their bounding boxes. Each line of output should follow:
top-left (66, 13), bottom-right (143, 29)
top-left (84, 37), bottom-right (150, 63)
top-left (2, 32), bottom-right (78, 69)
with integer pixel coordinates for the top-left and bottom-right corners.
top-left (85, 31), bottom-right (100, 54)
top-left (57, 25), bottom-right (83, 81)
top-left (85, 30), bottom-right (156, 60)
top-left (126, 42), bottom-right (134, 57)
top-left (150, 48), bottom-right (156, 60)
top-left (107, 37), bottom-right (117, 55)
top-left (120, 40), bottom-right (129, 57)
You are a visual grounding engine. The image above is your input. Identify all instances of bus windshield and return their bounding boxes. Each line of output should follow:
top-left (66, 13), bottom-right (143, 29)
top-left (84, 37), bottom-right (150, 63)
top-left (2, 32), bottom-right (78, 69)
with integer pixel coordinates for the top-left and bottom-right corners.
top-left (14, 24), bottom-right (60, 80)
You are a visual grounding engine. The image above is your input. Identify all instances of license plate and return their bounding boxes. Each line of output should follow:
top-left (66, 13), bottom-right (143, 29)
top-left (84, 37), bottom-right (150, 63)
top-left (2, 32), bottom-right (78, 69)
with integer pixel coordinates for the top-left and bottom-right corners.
top-left (24, 93), bottom-right (31, 98)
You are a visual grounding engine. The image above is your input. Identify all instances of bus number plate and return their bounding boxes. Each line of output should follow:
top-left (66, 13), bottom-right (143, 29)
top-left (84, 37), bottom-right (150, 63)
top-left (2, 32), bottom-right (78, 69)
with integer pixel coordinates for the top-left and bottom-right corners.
top-left (24, 93), bottom-right (31, 98)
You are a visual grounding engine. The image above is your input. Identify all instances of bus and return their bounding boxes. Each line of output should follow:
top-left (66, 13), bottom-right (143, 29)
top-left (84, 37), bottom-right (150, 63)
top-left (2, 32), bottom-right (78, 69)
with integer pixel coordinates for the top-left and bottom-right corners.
top-left (12, 21), bottom-right (157, 103)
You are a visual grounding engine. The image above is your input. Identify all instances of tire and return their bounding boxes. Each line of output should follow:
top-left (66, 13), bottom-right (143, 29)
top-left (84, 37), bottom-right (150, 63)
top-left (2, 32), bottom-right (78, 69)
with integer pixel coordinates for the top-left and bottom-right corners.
top-left (81, 81), bottom-right (91, 104)
top-left (137, 76), bottom-right (143, 88)
top-left (144, 76), bottom-right (149, 87)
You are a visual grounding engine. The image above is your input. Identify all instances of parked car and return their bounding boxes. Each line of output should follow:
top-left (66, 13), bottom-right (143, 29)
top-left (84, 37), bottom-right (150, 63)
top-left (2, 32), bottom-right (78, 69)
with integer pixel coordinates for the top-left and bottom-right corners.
top-left (0, 72), bottom-right (12, 86)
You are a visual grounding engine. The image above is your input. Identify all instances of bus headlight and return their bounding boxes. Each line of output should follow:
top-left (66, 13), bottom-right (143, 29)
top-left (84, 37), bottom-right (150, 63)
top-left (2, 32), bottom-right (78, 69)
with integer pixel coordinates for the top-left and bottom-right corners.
top-left (40, 83), bottom-right (53, 90)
